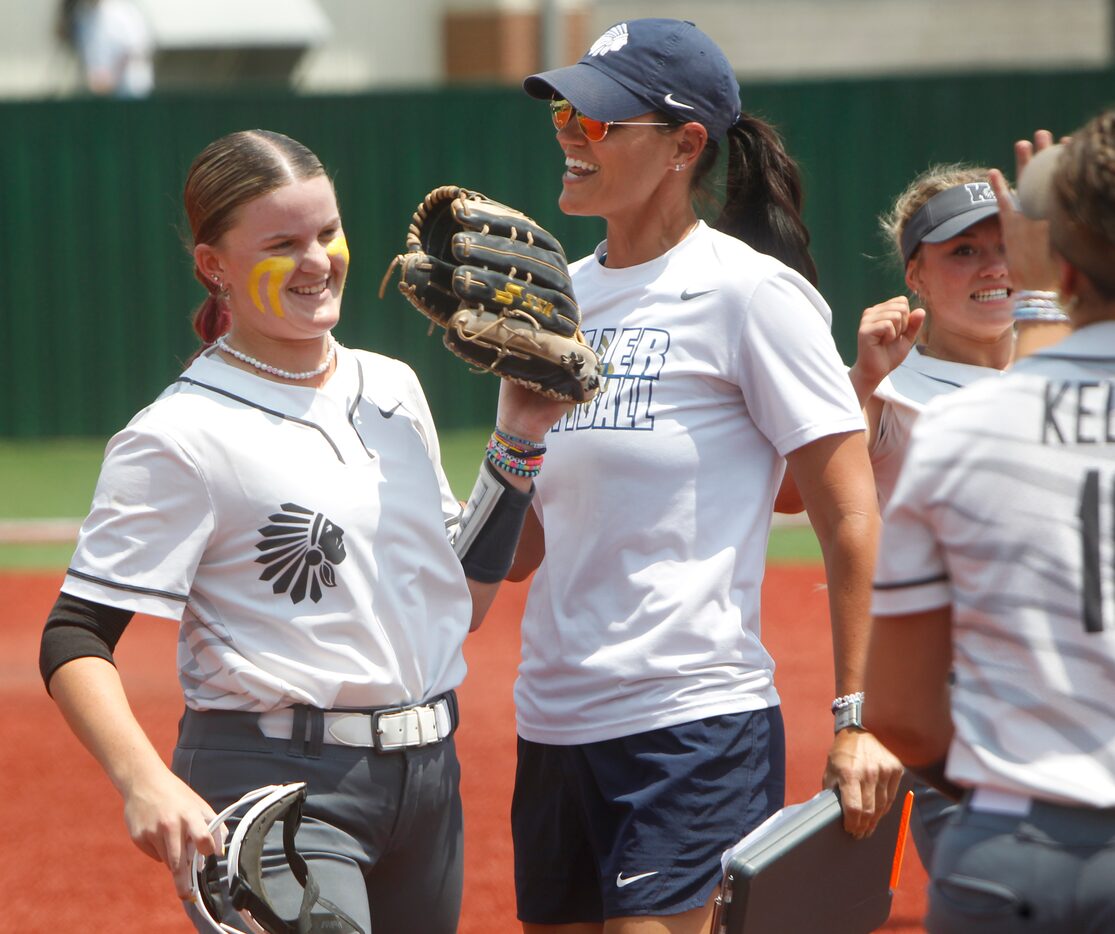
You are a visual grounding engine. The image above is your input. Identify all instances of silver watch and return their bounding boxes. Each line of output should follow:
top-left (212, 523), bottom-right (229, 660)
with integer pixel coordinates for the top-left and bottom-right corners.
top-left (833, 699), bottom-right (864, 733)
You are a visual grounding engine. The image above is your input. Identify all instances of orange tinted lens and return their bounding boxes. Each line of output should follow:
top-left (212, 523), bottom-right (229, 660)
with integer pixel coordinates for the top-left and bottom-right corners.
top-left (576, 114), bottom-right (610, 141)
top-left (550, 100), bottom-right (573, 131)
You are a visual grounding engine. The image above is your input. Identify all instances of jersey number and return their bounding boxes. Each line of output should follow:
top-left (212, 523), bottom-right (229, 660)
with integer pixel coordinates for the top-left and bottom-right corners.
top-left (1079, 469), bottom-right (1108, 633)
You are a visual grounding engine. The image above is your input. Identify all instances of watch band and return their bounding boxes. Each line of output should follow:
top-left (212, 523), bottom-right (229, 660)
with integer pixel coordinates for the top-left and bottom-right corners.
top-left (833, 699), bottom-right (864, 733)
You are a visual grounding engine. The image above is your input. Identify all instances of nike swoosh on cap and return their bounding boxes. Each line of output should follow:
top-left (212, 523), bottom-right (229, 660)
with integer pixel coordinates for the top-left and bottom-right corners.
top-left (664, 93), bottom-right (695, 110)
top-left (680, 288), bottom-right (717, 301)
top-left (616, 870), bottom-right (659, 888)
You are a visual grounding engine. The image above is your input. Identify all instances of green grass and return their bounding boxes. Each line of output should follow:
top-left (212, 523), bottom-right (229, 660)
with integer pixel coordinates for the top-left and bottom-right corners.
top-left (0, 439), bottom-right (105, 518)
top-left (438, 427), bottom-right (492, 501)
top-left (0, 432), bottom-right (820, 568)
top-left (0, 542), bottom-right (76, 570)
top-left (766, 523), bottom-right (821, 563)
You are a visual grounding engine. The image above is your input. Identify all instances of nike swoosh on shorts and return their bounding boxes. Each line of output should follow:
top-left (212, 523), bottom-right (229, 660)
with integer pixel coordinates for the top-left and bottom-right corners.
top-left (616, 870), bottom-right (659, 888)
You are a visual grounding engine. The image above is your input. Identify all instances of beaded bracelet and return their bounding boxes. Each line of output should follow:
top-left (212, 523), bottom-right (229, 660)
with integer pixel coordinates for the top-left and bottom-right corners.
top-left (488, 432), bottom-right (546, 460)
top-left (487, 447), bottom-right (544, 470)
top-left (486, 450), bottom-right (543, 478)
top-left (1015, 289), bottom-right (1059, 303)
top-left (493, 427), bottom-right (547, 455)
top-left (487, 431), bottom-right (544, 479)
top-left (831, 691), bottom-right (864, 713)
top-left (1014, 309), bottom-right (1071, 323)
top-left (1014, 289), bottom-right (1070, 324)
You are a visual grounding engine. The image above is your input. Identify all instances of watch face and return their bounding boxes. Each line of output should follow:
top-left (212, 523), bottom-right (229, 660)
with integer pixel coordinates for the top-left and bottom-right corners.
top-left (833, 702), bottom-right (864, 734)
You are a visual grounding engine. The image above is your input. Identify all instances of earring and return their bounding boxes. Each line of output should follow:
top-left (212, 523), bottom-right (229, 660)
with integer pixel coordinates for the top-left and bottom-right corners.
top-left (674, 163), bottom-right (685, 172)
top-left (212, 275), bottom-right (230, 302)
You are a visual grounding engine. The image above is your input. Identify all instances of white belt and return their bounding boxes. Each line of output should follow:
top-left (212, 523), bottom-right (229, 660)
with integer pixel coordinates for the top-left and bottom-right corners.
top-left (969, 787), bottom-right (1033, 816)
top-left (258, 697), bottom-right (455, 751)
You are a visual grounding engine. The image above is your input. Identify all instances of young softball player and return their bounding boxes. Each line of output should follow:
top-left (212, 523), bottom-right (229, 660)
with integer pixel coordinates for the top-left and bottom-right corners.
top-left (809, 140), bottom-right (1072, 872)
top-left (851, 137), bottom-right (1071, 512)
top-left (867, 107), bottom-right (1115, 932)
top-left (38, 129), bottom-right (564, 934)
top-left (505, 18), bottom-right (903, 933)
top-left (853, 168), bottom-right (1015, 509)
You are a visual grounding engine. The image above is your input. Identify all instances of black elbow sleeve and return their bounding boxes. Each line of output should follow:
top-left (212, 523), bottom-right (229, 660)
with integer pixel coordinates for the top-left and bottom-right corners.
top-left (39, 593), bottom-right (134, 693)
top-left (454, 461), bottom-right (535, 584)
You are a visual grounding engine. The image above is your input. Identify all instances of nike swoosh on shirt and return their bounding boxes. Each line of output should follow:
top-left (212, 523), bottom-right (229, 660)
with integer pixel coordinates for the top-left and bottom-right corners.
top-left (680, 288), bottom-right (717, 301)
top-left (378, 402), bottom-right (402, 418)
top-left (616, 871), bottom-right (659, 888)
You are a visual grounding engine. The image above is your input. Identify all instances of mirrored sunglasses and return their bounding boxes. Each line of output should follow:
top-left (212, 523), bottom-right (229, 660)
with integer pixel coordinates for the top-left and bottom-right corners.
top-left (549, 99), bottom-right (671, 142)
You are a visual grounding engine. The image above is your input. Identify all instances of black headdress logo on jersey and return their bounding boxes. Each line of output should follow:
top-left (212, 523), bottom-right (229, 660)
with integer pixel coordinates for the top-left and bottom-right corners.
top-left (255, 504), bottom-right (347, 604)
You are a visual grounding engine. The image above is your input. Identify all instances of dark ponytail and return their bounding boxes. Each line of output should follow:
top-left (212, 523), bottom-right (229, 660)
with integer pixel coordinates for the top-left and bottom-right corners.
top-left (696, 113), bottom-right (818, 285)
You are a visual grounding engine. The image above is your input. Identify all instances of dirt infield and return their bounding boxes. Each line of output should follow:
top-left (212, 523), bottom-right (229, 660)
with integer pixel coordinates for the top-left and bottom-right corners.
top-left (2, 568), bottom-right (927, 932)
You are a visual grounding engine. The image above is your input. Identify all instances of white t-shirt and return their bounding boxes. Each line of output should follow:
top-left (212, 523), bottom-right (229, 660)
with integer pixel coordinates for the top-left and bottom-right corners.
top-left (870, 347), bottom-right (1002, 509)
top-left (516, 222), bottom-right (865, 745)
top-left (873, 322), bottom-right (1115, 807)
top-left (63, 345), bottom-right (471, 712)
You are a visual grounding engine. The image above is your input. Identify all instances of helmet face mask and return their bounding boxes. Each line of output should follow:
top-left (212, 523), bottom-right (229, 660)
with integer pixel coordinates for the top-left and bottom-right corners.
top-left (189, 782), bottom-right (365, 934)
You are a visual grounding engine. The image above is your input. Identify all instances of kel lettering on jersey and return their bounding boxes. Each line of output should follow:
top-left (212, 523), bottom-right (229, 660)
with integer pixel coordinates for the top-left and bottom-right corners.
top-left (1041, 380), bottom-right (1115, 444)
top-left (552, 327), bottom-right (669, 432)
top-left (255, 503), bottom-right (347, 604)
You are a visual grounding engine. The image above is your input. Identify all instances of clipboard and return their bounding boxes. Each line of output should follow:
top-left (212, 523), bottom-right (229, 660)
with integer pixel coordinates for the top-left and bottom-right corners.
top-left (712, 782), bottom-right (915, 934)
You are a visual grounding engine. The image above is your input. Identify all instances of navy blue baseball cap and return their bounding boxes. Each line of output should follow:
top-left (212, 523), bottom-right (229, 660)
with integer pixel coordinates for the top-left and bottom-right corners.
top-left (900, 181), bottom-right (1008, 264)
top-left (523, 19), bottom-right (742, 141)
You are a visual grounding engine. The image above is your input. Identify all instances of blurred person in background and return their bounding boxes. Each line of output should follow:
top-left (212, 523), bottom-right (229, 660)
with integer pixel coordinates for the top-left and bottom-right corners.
top-left (56, 0), bottom-right (153, 98)
top-left (779, 133), bottom-right (1068, 516)
top-left (779, 137), bottom-right (1070, 871)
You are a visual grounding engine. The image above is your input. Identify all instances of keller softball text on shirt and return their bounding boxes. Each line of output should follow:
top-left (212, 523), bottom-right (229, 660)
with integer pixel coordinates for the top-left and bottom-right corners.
top-left (517, 222), bottom-right (865, 745)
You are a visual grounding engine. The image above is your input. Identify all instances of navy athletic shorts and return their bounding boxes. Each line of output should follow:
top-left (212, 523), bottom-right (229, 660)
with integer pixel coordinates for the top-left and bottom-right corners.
top-left (512, 707), bottom-right (786, 924)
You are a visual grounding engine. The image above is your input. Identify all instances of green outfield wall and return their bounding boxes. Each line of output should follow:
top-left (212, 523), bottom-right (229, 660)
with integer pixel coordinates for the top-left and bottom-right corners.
top-left (2, 71), bottom-right (1112, 437)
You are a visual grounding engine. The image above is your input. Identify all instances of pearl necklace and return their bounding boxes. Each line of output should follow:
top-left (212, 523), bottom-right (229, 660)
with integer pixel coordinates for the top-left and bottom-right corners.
top-left (215, 334), bottom-right (338, 381)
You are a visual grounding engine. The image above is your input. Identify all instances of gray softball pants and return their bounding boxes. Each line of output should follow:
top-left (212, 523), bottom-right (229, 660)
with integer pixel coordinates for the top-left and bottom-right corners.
top-left (927, 792), bottom-right (1115, 933)
top-left (171, 705), bottom-right (464, 934)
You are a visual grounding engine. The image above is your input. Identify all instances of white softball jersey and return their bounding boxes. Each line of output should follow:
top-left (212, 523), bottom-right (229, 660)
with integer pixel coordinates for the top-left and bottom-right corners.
top-left (870, 347), bottom-right (1002, 509)
top-left (62, 345), bottom-right (471, 712)
top-left (873, 322), bottom-right (1115, 807)
top-left (516, 221), bottom-right (865, 745)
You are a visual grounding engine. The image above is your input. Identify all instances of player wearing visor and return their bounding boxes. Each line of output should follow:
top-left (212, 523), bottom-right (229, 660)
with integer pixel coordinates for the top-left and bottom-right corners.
top-left (867, 108), bottom-right (1115, 932)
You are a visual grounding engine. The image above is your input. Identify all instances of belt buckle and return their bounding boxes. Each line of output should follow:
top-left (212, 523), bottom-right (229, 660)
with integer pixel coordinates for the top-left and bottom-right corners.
top-left (371, 704), bottom-right (409, 753)
top-left (371, 699), bottom-right (448, 752)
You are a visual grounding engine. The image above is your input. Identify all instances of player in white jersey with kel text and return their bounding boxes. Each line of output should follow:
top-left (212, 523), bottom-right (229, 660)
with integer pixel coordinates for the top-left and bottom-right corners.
top-left (866, 107), bottom-right (1115, 932)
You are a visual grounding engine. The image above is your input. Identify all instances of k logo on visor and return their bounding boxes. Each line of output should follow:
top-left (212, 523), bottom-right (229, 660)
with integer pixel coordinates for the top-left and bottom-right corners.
top-left (965, 182), bottom-right (996, 204)
top-left (256, 503), bottom-right (347, 604)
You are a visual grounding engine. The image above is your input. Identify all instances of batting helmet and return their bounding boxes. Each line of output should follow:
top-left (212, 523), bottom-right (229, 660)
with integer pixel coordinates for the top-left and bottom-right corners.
top-left (190, 782), bottom-right (365, 934)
